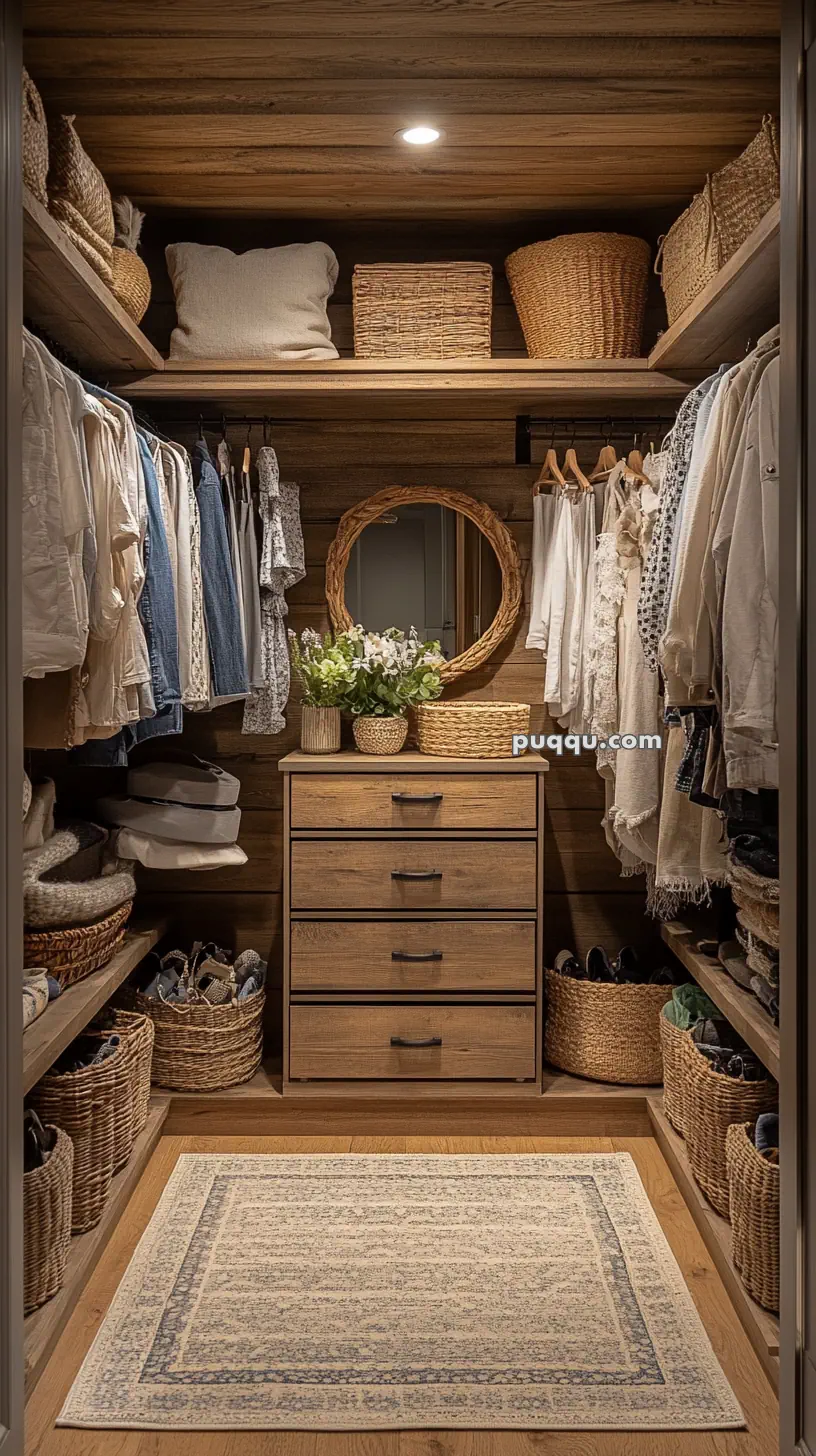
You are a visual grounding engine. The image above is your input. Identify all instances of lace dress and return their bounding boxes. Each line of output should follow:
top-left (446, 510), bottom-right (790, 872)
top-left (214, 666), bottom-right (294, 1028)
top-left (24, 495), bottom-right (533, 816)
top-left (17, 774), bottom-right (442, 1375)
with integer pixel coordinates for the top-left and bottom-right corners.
top-left (242, 445), bottom-right (305, 735)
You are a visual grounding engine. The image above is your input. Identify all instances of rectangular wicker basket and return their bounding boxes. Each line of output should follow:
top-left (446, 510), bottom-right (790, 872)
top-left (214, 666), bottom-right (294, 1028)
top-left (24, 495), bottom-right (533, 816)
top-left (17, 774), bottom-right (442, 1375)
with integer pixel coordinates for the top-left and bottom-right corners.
top-left (353, 262), bottom-right (492, 359)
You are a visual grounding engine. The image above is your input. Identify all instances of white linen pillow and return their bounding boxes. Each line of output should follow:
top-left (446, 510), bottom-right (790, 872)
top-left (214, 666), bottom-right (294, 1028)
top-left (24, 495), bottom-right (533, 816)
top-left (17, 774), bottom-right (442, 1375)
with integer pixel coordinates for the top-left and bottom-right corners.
top-left (166, 240), bottom-right (339, 360)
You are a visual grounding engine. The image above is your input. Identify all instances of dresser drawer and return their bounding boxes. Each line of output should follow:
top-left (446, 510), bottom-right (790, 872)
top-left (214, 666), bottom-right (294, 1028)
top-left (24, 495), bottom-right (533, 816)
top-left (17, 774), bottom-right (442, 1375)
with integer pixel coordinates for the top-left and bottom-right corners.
top-left (290, 839), bottom-right (537, 910)
top-left (290, 773), bottom-right (536, 831)
top-left (289, 1004), bottom-right (536, 1080)
top-left (290, 920), bottom-right (536, 991)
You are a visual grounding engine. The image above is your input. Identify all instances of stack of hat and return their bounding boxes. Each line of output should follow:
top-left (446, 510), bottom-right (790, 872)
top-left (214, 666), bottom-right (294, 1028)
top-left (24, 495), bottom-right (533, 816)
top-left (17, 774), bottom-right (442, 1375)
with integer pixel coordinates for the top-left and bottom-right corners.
top-left (97, 757), bottom-right (247, 870)
top-left (727, 831), bottom-right (779, 1024)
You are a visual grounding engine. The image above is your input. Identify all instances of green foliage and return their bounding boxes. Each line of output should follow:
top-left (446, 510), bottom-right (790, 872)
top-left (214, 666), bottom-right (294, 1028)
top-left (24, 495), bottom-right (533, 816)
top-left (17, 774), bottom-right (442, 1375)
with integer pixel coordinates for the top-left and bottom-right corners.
top-left (288, 624), bottom-right (446, 718)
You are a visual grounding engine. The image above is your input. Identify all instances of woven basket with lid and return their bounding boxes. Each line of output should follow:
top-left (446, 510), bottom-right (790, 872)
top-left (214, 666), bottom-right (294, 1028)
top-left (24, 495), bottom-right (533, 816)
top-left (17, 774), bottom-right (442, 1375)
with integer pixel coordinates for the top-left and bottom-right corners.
top-left (416, 701), bottom-right (530, 759)
top-left (506, 232), bottom-right (651, 359)
top-left (353, 262), bottom-right (492, 358)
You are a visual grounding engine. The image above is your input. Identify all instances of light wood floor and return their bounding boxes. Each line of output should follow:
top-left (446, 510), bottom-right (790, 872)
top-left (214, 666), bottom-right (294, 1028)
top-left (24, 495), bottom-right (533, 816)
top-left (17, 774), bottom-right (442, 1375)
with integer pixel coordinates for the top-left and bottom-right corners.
top-left (25, 1135), bottom-right (779, 1456)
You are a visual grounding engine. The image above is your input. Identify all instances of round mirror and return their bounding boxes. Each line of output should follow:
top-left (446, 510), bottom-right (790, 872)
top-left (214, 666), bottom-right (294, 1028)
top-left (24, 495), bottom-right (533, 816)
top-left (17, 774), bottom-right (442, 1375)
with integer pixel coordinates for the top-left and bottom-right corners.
top-left (326, 486), bottom-right (522, 684)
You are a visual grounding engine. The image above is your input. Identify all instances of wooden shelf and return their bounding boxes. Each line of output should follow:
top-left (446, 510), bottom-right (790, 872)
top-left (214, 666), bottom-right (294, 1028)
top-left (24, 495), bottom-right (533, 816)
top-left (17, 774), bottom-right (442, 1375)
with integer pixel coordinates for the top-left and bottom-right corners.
top-left (117, 356), bottom-right (691, 419)
top-left (23, 923), bottom-right (167, 1095)
top-left (648, 201), bottom-right (780, 371)
top-left (23, 187), bottom-right (164, 374)
top-left (661, 920), bottom-right (779, 1082)
top-left (647, 1099), bottom-right (779, 1392)
top-left (24, 1100), bottom-right (169, 1397)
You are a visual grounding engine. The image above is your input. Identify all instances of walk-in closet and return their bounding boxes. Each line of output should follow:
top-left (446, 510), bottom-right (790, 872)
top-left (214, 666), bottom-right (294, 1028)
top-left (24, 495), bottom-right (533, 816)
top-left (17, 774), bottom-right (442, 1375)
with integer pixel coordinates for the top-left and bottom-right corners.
top-left (1, 2), bottom-right (811, 1453)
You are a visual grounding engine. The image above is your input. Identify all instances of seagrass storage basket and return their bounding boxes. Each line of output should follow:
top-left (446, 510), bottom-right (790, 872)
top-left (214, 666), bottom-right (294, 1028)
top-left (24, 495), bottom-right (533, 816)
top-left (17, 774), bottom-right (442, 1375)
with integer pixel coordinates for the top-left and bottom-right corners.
top-left (726, 1121), bottom-right (780, 1313)
top-left (544, 969), bottom-right (668, 1085)
top-left (23, 1125), bottom-right (73, 1315)
top-left (657, 115), bottom-right (780, 325)
top-left (111, 247), bottom-right (151, 323)
top-left (353, 262), bottom-right (492, 358)
top-left (86, 1009), bottom-right (154, 1168)
top-left (22, 68), bottom-right (49, 206)
top-left (659, 1012), bottom-right (691, 1136)
top-left (505, 232), bottom-right (651, 359)
top-left (416, 701), bottom-right (530, 759)
top-left (47, 113), bottom-right (115, 284)
top-left (124, 988), bottom-right (265, 1092)
top-left (24, 899), bottom-right (133, 991)
top-left (29, 1044), bottom-right (124, 1232)
top-left (683, 1037), bottom-right (778, 1219)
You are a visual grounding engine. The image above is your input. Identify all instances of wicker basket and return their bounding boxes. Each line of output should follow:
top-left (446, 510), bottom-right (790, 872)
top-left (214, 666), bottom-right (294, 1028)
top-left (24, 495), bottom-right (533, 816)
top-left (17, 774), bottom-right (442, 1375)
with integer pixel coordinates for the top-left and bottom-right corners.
top-left (24, 900), bottom-right (133, 991)
top-left (416, 701), bottom-right (530, 759)
top-left (353, 715), bottom-right (409, 755)
top-left (123, 988), bottom-right (265, 1092)
top-left (111, 246), bottom-right (151, 323)
top-left (660, 1013), bottom-right (691, 1136)
top-left (353, 263), bottom-right (492, 359)
top-left (505, 233), bottom-right (650, 360)
top-left (29, 1045), bottom-right (123, 1232)
top-left (22, 68), bottom-right (49, 206)
top-left (657, 116), bottom-right (780, 326)
top-left (47, 113), bottom-right (115, 284)
top-left (86, 1009), bottom-right (154, 1167)
top-left (726, 1121), bottom-right (780, 1313)
top-left (23, 1125), bottom-right (73, 1315)
top-left (683, 1038), bottom-right (777, 1219)
top-left (544, 969), bottom-right (668, 1085)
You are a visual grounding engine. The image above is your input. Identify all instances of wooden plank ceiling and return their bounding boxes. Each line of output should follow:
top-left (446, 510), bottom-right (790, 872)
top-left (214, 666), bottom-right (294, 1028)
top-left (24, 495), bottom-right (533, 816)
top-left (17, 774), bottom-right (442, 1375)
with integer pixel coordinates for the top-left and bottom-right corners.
top-left (23, 0), bottom-right (780, 220)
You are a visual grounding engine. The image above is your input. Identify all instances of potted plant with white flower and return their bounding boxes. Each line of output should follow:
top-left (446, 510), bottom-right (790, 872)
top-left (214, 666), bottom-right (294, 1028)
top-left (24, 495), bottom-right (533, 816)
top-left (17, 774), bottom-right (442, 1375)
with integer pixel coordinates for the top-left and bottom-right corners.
top-left (288, 628), bottom-right (356, 754)
top-left (341, 626), bottom-right (446, 755)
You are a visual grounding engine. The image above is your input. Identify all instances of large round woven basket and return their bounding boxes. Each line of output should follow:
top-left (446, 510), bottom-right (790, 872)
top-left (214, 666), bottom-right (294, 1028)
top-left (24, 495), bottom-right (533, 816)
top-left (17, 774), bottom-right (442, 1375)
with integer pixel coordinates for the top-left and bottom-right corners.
top-left (111, 245), bottom-right (151, 323)
top-left (659, 1012), bottom-right (691, 1136)
top-left (22, 68), bottom-right (49, 206)
top-left (126, 988), bottom-right (265, 1092)
top-left (353, 715), bottom-right (408, 755)
top-left (23, 1125), bottom-right (73, 1315)
top-left (416, 701), bottom-right (530, 759)
top-left (683, 1038), bottom-right (777, 1219)
top-left (544, 969), bottom-right (668, 1085)
top-left (726, 1121), bottom-right (780, 1313)
top-left (24, 900), bottom-right (133, 991)
top-left (506, 232), bottom-right (651, 360)
top-left (29, 1046), bottom-right (123, 1233)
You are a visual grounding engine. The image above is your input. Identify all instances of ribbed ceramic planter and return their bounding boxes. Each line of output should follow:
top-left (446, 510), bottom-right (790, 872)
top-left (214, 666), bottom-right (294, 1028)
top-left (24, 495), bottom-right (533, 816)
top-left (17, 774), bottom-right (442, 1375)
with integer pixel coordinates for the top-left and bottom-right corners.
top-left (300, 706), bottom-right (341, 754)
top-left (353, 715), bottom-right (409, 755)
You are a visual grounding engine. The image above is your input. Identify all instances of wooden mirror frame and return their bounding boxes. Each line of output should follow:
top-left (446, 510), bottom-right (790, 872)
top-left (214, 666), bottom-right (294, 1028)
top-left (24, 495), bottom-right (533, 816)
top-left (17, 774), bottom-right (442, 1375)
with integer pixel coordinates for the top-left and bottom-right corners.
top-left (325, 485), bottom-right (522, 683)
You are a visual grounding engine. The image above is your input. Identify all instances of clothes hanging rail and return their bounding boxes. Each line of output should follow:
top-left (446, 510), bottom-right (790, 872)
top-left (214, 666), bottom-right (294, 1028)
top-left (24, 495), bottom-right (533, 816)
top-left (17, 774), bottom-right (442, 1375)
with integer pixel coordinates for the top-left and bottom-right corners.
top-left (514, 414), bottom-right (678, 467)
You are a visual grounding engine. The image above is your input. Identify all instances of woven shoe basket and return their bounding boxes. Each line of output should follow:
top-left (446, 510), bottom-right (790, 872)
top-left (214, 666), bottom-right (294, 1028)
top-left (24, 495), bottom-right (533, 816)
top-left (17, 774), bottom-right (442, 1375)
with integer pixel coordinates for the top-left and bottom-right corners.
top-left (659, 1013), bottom-right (691, 1136)
top-left (726, 1121), bottom-right (780, 1313)
top-left (121, 987), bottom-right (265, 1093)
top-left (506, 232), bottom-right (650, 360)
top-left (24, 899), bottom-right (133, 991)
top-left (353, 262), bottom-right (492, 358)
top-left (23, 1125), bottom-right (73, 1315)
top-left (85, 1009), bottom-right (154, 1170)
top-left (29, 1045), bottom-right (123, 1233)
top-left (682, 1036), bottom-right (777, 1219)
top-left (544, 969), bottom-right (668, 1085)
top-left (416, 701), bottom-right (530, 759)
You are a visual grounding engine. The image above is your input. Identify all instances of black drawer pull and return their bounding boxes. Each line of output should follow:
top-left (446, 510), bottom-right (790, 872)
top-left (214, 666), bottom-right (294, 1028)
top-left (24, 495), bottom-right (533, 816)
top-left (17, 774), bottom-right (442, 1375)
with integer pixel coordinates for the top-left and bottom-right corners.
top-left (390, 1036), bottom-right (442, 1048)
top-left (391, 869), bottom-right (442, 880)
top-left (391, 792), bottom-right (443, 804)
top-left (391, 949), bottom-right (443, 962)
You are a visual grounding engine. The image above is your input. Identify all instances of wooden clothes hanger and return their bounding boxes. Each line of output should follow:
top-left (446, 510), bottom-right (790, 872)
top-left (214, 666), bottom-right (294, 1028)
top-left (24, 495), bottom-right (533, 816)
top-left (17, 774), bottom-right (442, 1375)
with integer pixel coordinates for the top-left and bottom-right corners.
top-left (563, 447), bottom-right (592, 493)
top-left (589, 443), bottom-right (617, 482)
top-left (625, 445), bottom-right (652, 486)
top-left (533, 446), bottom-right (567, 494)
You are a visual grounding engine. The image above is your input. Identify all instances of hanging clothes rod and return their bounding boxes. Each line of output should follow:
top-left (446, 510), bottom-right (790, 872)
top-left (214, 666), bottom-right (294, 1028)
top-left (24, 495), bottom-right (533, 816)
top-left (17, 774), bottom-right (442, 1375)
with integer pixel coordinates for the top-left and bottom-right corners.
top-left (514, 413), bottom-right (678, 466)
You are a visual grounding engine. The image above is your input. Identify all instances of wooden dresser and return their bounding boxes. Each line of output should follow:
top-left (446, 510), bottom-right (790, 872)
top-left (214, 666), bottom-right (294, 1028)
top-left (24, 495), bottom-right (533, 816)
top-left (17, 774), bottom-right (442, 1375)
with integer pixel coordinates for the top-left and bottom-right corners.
top-left (279, 750), bottom-right (549, 1096)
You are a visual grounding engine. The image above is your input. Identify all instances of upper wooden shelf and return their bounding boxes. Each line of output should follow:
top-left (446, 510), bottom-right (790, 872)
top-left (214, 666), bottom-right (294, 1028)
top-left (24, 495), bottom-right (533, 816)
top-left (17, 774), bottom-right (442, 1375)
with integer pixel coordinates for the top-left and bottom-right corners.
top-left (661, 920), bottom-right (779, 1081)
top-left (118, 356), bottom-right (690, 418)
top-left (648, 201), bottom-right (780, 372)
top-left (23, 187), bottom-right (164, 374)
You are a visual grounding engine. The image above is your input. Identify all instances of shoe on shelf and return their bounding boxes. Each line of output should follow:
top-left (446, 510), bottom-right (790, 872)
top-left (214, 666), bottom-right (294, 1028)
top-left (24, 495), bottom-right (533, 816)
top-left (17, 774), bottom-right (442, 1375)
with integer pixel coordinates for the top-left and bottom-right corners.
top-left (611, 946), bottom-right (642, 983)
top-left (585, 946), bottom-right (613, 981)
top-left (553, 949), bottom-right (584, 979)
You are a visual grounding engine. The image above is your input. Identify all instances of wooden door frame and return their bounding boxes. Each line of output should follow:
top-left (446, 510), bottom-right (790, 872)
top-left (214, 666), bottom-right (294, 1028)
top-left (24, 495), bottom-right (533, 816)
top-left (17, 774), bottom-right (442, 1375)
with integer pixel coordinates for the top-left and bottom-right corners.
top-left (0, 1), bottom-right (24, 1452)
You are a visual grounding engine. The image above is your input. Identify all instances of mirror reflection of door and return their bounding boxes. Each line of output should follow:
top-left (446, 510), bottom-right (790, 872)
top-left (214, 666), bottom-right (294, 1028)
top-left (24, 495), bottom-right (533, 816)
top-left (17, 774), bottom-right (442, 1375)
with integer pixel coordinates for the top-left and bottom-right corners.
top-left (345, 504), bottom-right (502, 661)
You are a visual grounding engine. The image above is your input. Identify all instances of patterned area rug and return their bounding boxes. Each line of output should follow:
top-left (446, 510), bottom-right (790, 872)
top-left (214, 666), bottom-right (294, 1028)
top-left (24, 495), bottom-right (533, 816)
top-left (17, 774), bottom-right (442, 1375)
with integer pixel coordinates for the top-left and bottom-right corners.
top-left (59, 1153), bottom-right (743, 1431)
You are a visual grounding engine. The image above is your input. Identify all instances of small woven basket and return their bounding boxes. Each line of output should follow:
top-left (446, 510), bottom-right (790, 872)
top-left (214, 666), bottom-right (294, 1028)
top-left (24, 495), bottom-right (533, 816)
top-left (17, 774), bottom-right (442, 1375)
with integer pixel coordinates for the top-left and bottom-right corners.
top-left (506, 232), bottom-right (650, 359)
top-left (23, 1125), bottom-right (73, 1315)
top-left (659, 1012), bottom-right (691, 1136)
top-left (86, 1009), bottom-right (154, 1166)
top-left (726, 1121), bottom-right (780, 1313)
top-left (683, 1037), bottom-right (778, 1219)
top-left (301, 705), bottom-right (341, 754)
top-left (29, 1044), bottom-right (123, 1232)
top-left (416, 701), bottom-right (530, 759)
top-left (544, 969), bottom-right (668, 1085)
top-left (123, 988), bottom-right (265, 1092)
top-left (655, 182), bottom-right (721, 326)
top-left (353, 262), bottom-right (492, 358)
top-left (24, 900), bottom-right (133, 991)
top-left (111, 246), bottom-right (151, 323)
top-left (22, 68), bottom-right (49, 206)
top-left (353, 716), bottom-right (409, 755)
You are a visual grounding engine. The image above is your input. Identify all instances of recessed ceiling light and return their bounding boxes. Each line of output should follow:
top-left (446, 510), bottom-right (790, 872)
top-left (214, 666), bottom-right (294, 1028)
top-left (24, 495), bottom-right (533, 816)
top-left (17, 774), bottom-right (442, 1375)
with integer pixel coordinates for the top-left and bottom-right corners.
top-left (397, 125), bottom-right (442, 146)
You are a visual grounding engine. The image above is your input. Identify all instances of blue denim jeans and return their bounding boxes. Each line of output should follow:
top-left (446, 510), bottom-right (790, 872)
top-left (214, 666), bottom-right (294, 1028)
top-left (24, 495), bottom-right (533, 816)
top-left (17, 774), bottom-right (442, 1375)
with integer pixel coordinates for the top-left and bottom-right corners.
top-left (193, 439), bottom-right (248, 698)
top-left (135, 433), bottom-right (181, 711)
